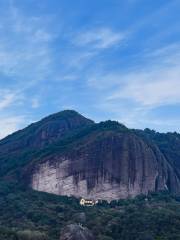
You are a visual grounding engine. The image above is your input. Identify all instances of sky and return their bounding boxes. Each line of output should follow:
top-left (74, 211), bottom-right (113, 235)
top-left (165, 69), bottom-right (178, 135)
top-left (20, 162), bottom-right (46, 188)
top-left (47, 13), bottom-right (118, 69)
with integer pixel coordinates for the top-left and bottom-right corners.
top-left (0, 0), bottom-right (180, 139)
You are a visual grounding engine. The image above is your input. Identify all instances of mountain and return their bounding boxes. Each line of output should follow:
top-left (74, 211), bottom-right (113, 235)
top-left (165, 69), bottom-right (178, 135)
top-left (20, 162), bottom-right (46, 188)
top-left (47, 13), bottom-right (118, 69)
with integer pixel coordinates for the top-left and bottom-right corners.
top-left (0, 110), bottom-right (94, 177)
top-left (0, 110), bottom-right (180, 201)
top-left (1, 110), bottom-right (180, 240)
top-left (0, 110), bottom-right (93, 152)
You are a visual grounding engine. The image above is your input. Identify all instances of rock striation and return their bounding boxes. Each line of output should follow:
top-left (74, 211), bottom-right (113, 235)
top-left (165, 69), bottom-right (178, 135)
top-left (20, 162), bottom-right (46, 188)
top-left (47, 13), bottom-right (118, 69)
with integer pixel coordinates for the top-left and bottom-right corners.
top-left (30, 125), bottom-right (180, 201)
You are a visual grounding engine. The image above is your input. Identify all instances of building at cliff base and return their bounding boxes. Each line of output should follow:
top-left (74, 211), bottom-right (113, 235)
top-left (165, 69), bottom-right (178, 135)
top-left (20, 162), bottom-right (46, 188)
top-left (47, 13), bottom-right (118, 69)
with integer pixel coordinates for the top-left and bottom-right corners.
top-left (80, 198), bottom-right (98, 206)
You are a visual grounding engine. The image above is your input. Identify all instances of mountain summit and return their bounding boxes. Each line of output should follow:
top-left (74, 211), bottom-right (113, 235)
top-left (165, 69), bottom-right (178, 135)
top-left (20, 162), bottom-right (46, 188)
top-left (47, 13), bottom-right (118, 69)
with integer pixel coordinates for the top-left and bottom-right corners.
top-left (0, 110), bottom-right (180, 201)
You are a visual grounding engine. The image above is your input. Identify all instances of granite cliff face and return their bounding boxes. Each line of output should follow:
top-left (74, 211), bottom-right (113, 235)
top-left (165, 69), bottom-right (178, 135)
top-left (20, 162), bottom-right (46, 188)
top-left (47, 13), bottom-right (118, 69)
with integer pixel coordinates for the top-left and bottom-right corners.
top-left (30, 127), bottom-right (180, 201)
top-left (0, 110), bottom-right (180, 201)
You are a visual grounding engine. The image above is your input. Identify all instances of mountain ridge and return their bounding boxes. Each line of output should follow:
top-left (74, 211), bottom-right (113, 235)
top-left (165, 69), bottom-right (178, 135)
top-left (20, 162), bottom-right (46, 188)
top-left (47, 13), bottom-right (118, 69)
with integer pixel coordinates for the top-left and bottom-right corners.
top-left (0, 110), bottom-right (180, 201)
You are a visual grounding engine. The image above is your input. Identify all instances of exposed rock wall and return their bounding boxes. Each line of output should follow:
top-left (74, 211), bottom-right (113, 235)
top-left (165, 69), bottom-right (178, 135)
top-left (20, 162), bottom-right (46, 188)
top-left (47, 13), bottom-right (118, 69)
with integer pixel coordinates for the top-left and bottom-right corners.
top-left (31, 132), bottom-right (180, 201)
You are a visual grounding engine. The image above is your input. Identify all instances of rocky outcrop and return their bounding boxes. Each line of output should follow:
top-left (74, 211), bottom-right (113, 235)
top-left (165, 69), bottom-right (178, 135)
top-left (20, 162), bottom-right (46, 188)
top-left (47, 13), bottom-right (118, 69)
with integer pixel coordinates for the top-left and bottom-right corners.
top-left (30, 130), bottom-right (180, 201)
top-left (60, 224), bottom-right (95, 240)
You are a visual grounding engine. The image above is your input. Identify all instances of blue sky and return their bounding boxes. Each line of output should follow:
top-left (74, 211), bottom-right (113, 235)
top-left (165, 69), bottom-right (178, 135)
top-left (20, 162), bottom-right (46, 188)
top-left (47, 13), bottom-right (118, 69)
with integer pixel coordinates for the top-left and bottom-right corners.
top-left (0, 0), bottom-right (180, 138)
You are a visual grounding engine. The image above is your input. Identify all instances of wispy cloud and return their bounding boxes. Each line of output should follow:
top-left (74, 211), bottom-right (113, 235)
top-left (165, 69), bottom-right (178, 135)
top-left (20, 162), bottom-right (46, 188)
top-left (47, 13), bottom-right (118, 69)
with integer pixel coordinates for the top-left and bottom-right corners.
top-left (88, 43), bottom-right (180, 130)
top-left (0, 0), bottom-right (179, 136)
top-left (108, 44), bottom-right (180, 108)
top-left (0, 2), bottom-right (56, 87)
top-left (73, 28), bottom-right (126, 49)
top-left (109, 70), bottom-right (180, 107)
top-left (0, 91), bottom-right (16, 110)
top-left (0, 1), bottom-right (57, 138)
top-left (61, 27), bottom-right (127, 71)
top-left (0, 89), bottom-right (24, 110)
top-left (0, 115), bottom-right (27, 139)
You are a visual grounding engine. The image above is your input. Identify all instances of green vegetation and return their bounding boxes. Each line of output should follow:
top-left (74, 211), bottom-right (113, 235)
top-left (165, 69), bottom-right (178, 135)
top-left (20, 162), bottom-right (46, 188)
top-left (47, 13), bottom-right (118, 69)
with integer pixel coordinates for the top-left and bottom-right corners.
top-left (1, 112), bottom-right (180, 239)
top-left (1, 181), bottom-right (180, 240)
top-left (134, 128), bottom-right (180, 177)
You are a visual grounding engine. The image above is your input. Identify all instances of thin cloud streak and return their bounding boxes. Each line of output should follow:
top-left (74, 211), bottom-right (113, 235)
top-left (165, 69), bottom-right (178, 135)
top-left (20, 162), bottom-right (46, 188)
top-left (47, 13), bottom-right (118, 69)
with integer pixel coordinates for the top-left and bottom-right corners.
top-left (73, 28), bottom-right (126, 49)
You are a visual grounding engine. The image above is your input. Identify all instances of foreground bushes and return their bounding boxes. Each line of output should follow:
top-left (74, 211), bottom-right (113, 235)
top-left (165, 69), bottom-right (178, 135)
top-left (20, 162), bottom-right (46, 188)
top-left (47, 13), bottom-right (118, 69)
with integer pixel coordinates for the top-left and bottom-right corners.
top-left (0, 182), bottom-right (180, 240)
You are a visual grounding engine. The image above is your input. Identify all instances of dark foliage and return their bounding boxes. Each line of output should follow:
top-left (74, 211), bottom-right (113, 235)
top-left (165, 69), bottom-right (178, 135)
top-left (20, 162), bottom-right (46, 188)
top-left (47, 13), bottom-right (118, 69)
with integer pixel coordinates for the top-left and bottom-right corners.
top-left (1, 182), bottom-right (180, 240)
top-left (134, 128), bottom-right (180, 177)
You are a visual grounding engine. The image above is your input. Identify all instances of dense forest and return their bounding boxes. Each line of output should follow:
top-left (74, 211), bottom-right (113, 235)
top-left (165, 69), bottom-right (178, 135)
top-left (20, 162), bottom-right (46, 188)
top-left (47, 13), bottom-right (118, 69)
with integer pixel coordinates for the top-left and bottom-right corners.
top-left (1, 181), bottom-right (180, 240)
